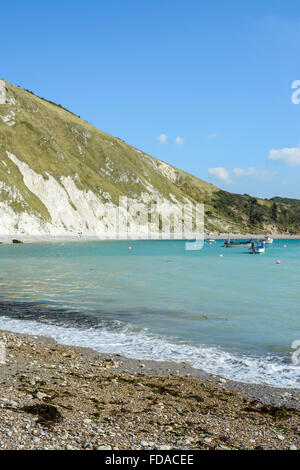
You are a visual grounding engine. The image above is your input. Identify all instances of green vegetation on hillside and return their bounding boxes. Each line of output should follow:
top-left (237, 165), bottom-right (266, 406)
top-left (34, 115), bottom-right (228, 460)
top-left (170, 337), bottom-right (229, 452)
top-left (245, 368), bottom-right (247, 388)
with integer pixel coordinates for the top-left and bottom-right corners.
top-left (0, 79), bottom-right (299, 234)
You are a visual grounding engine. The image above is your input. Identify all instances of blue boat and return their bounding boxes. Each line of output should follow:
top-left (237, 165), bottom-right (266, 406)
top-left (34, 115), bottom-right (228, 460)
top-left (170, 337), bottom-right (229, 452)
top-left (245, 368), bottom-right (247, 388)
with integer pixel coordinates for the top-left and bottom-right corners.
top-left (249, 241), bottom-right (265, 254)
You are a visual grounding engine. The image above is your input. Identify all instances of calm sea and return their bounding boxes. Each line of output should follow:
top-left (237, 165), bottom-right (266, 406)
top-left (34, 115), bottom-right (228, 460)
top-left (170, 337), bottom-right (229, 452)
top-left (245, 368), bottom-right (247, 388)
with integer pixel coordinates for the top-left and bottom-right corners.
top-left (0, 239), bottom-right (299, 387)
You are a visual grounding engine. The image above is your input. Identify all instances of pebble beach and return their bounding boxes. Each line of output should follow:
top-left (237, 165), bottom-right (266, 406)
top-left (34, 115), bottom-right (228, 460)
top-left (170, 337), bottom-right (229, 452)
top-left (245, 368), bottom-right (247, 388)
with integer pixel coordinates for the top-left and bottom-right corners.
top-left (0, 330), bottom-right (299, 451)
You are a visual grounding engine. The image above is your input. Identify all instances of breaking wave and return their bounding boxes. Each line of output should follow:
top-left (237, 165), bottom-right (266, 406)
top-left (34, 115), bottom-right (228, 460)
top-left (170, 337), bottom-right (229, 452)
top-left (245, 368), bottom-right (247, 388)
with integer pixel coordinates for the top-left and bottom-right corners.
top-left (0, 313), bottom-right (299, 389)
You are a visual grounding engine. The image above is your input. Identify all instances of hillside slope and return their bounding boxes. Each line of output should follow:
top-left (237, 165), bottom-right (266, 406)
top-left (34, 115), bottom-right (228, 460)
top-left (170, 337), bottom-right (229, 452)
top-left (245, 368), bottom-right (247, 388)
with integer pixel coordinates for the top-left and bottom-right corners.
top-left (0, 79), bottom-right (299, 236)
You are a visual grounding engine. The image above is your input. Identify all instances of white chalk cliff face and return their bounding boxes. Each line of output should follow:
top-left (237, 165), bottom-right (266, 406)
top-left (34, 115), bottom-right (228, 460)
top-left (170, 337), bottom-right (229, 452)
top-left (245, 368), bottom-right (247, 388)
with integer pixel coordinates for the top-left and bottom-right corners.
top-left (0, 80), bottom-right (7, 105)
top-left (1, 80), bottom-right (207, 237)
top-left (4, 151), bottom-right (184, 236)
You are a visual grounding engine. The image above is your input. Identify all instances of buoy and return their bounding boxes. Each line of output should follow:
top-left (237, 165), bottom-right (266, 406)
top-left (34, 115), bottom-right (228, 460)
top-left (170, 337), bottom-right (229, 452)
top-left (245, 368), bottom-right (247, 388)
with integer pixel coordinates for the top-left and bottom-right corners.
top-left (283, 245), bottom-right (287, 248)
top-left (219, 254), bottom-right (223, 258)
top-left (276, 260), bottom-right (281, 264)
top-left (128, 246), bottom-right (132, 250)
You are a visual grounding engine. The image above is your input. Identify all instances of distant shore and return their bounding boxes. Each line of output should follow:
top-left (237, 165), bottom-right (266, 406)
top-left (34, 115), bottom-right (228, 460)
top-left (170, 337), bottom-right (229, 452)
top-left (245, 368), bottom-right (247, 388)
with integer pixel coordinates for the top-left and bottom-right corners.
top-left (1, 233), bottom-right (300, 244)
top-left (0, 329), bottom-right (299, 450)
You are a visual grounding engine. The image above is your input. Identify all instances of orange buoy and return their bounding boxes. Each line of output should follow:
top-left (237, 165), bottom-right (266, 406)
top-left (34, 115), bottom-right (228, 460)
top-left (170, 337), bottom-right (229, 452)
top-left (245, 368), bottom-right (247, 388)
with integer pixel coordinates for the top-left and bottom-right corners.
top-left (276, 260), bottom-right (281, 264)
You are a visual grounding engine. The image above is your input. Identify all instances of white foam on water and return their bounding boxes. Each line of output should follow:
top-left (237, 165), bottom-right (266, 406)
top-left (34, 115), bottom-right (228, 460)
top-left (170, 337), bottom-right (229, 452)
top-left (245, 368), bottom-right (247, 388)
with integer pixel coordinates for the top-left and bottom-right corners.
top-left (0, 316), bottom-right (299, 388)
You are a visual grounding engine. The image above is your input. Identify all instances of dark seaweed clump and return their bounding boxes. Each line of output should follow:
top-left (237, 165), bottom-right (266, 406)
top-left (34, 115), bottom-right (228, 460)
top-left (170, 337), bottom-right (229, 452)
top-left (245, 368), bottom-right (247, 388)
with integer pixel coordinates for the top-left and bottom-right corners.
top-left (21, 404), bottom-right (63, 426)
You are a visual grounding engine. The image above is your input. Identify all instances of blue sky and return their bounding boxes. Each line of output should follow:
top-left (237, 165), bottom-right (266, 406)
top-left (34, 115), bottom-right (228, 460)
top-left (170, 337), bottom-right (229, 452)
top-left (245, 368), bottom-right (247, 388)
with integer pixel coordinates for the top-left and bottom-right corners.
top-left (2, 0), bottom-right (300, 199)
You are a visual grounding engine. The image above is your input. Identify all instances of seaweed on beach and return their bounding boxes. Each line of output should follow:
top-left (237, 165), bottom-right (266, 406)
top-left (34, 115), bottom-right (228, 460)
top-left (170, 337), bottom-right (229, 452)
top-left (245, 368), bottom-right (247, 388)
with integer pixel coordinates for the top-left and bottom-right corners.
top-left (243, 402), bottom-right (297, 419)
top-left (21, 404), bottom-right (63, 426)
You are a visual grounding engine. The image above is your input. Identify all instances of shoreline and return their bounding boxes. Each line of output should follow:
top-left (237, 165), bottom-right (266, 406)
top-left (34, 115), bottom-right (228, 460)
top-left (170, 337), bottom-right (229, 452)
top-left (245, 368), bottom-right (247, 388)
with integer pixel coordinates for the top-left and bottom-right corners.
top-left (0, 328), bottom-right (299, 450)
top-left (1, 233), bottom-right (300, 245)
top-left (1, 328), bottom-right (299, 407)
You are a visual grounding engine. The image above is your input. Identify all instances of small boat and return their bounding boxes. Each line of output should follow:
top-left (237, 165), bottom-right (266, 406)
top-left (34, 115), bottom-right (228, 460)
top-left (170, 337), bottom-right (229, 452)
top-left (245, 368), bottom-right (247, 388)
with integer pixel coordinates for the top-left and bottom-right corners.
top-left (263, 236), bottom-right (273, 245)
top-left (224, 239), bottom-right (252, 248)
top-left (206, 238), bottom-right (216, 243)
top-left (249, 241), bottom-right (265, 254)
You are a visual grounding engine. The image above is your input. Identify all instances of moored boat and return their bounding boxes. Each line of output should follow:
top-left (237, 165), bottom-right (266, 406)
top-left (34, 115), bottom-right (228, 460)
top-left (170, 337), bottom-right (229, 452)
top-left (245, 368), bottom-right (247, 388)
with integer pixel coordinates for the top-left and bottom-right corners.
top-left (263, 236), bottom-right (273, 244)
top-left (249, 241), bottom-right (265, 254)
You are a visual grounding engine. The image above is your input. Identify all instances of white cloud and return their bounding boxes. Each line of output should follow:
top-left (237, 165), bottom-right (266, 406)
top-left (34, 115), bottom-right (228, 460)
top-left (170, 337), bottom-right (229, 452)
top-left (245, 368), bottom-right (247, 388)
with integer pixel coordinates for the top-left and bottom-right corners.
top-left (209, 166), bottom-right (275, 185)
top-left (174, 136), bottom-right (185, 146)
top-left (207, 133), bottom-right (219, 140)
top-left (208, 167), bottom-right (233, 185)
top-left (157, 134), bottom-right (167, 144)
top-left (233, 167), bottom-right (275, 180)
top-left (268, 146), bottom-right (300, 166)
top-left (233, 167), bottom-right (253, 177)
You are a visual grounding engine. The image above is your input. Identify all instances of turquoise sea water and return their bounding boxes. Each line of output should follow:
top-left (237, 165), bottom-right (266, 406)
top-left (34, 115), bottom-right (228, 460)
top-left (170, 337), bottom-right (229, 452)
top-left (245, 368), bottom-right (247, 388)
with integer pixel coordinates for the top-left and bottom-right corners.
top-left (0, 239), bottom-right (299, 387)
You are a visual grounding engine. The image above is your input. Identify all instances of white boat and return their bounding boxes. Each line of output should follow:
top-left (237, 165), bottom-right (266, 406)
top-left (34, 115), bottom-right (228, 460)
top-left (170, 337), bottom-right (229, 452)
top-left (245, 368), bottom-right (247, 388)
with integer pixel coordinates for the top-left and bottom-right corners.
top-left (263, 236), bottom-right (273, 244)
top-left (249, 241), bottom-right (265, 254)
